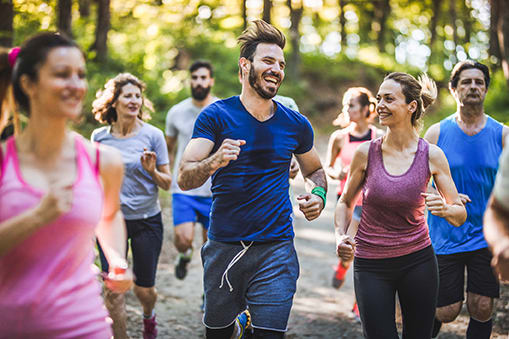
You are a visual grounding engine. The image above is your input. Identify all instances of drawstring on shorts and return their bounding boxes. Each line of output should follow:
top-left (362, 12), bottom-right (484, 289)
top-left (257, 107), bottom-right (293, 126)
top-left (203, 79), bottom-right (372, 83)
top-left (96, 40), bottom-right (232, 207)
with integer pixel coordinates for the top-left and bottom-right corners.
top-left (219, 241), bottom-right (253, 292)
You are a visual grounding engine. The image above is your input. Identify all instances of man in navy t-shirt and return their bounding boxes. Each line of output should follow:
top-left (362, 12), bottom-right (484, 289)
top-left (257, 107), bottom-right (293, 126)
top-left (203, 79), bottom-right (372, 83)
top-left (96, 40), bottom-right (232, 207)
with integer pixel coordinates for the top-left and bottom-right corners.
top-left (178, 20), bottom-right (327, 339)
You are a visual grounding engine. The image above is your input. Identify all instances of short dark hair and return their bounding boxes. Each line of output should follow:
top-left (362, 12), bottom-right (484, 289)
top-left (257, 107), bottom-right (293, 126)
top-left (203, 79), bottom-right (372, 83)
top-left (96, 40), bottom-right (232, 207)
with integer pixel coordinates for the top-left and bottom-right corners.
top-left (237, 20), bottom-right (286, 61)
top-left (189, 60), bottom-right (214, 78)
top-left (12, 32), bottom-right (79, 112)
top-left (449, 60), bottom-right (490, 90)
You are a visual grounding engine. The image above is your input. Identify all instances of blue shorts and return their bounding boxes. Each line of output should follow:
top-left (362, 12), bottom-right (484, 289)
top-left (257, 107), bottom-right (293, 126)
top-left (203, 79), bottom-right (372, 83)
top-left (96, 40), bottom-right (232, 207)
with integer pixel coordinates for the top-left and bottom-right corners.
top-left (201, 239), bottom-right (299, 332)
top-left (172, 193), bottom-right (212, 229)
top-left (98, 212), bottom-right (163, 288)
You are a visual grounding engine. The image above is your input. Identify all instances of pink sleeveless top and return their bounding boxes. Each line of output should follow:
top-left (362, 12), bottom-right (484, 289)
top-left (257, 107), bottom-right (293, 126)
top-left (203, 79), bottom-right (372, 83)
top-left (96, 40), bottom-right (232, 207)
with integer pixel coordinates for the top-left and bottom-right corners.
top-left (355, 137), bottom-right (432, 259)
top-left (0, 135), bottom-right (111, 338)
top-left (336, 127), bottom-right (376, 206)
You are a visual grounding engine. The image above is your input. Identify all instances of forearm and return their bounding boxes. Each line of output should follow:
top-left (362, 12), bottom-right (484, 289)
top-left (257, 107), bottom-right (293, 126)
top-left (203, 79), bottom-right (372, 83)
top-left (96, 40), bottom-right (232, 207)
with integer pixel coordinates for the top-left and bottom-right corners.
top-left (0, 209), bottom-right (49, 257)
top-left (444, 202), bottom-right (467, 227)
top-left (304, 168), bottom-right (327, 192)
top-left (178, 154), bottom-right (219, 191)
top-left (325, 166), bottom-right (341, 180)
top-left (334, 201), bottom-right (353, 237)
top-left (95, 210), bottom-right (128, 268)
top-left (149, 169), bottom-right (172, 191)
top-left (484, 198), bottom-right (509, 251)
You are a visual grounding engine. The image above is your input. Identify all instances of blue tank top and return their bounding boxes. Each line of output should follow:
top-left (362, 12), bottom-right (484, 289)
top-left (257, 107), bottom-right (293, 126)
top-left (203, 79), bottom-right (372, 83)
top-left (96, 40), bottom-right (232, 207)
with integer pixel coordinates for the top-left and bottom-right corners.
top-left (428, 114), bottom-right (503, 254)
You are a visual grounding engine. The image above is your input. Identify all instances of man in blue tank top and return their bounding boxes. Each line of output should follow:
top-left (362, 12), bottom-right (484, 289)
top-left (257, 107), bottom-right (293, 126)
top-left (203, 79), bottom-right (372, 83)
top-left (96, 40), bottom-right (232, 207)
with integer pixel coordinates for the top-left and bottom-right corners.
top-left (425, 60), bottom-right (509, 339)
top-left (178, 20), bottom-right (327, 339)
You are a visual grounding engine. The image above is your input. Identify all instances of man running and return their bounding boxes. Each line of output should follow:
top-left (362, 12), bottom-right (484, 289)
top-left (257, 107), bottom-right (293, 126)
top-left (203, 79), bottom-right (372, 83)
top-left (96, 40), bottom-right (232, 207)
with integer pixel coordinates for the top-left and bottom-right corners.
top-left (424, 60), bottom-right (509, 339)
top-left (165, 60), bottom-right (217, 280)
top-left (484, 135), bottom-right (509, 282)
top-left (178, 20), bottom-right (327, 339)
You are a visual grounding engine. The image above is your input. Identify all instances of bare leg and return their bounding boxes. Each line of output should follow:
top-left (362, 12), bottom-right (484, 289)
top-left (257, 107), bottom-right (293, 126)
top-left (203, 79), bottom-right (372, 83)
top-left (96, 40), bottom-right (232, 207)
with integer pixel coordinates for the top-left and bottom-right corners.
top-left (174, 222), bottom-right (195, 253)
top-left (104, 288), bottom-right (129, 339)
top-left (134, 285), bottom-right (158, 317)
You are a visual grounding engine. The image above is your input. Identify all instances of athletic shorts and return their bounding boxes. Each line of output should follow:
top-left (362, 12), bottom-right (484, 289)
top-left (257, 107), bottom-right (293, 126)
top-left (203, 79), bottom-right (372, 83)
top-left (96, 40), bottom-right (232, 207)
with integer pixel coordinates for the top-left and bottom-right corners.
top-left (98, 212), bottom-right (163, 288)
top-left (436, 247), bottom-right (500, 307)
top-left (201, 239), bottom-right (299, 332)
top-left (172, 193), bottom-right (211, 229)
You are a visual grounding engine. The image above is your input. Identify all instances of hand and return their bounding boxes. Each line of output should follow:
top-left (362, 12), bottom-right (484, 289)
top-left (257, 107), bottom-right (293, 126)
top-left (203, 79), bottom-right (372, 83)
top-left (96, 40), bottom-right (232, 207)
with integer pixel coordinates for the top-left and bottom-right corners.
top-left (35, 184), bottom-right (73, 224)
top-left (336, 234), bottom-right (355, 262)
top-left (104, 266), bottom-right (134, 294)
top-left (296, 193), bottom-right (323, 221)
top-left (338, 165), bottom-right (349, 181)
top-left (458, 193), bottom-right (471, 205)
top-left (422, 192), bottom-right (449, 218)
top-left (491, 240), bottom-right (509, 283)
top-left (210, 139), bottom-right (246, 170)
top-left (289, 157), bottom-right (299, 179)
top-left (141, 148), bottom-right (157, 174)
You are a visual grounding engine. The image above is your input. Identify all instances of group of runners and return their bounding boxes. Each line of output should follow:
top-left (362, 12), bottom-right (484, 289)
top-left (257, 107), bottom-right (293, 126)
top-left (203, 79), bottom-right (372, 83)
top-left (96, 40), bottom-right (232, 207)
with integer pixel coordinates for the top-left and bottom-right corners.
top-left (0, 18), bottom-right (508, 339)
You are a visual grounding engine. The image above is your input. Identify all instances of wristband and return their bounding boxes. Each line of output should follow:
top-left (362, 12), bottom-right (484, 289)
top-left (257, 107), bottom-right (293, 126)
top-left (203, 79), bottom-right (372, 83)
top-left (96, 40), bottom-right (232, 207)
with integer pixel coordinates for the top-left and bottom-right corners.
top-left (311, 186), bottom-right (326, 207)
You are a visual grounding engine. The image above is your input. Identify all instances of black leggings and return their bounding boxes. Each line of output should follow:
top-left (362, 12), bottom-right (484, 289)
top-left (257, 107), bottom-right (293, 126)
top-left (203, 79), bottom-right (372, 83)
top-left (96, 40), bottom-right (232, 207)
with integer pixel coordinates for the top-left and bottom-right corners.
top-left (354, 246), bottom-right (438, 339)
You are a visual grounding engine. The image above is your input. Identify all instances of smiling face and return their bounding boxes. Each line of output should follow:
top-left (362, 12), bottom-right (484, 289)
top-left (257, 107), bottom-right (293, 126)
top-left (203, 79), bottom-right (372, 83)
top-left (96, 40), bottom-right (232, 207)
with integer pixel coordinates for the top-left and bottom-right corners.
top-left (22, 46), bottom-right (87, 119)
top-left (376, 79), bottom-right (415, 127)
top-left (246, 43), bottom-right (285, 99)
top-left (190, 67), bottom-right (214, 101)
top-left (113, 83), bottom-right (143, 119)
top-left (451, 68), bottom-right (487, 107)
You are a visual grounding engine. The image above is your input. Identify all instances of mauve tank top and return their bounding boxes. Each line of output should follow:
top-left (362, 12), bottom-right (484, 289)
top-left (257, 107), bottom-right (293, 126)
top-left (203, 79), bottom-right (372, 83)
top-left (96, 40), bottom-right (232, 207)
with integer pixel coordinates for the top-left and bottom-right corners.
top-left (0, 135), bottom-right (111, 338)
top-left (355, 137), bottom-right (432, 259)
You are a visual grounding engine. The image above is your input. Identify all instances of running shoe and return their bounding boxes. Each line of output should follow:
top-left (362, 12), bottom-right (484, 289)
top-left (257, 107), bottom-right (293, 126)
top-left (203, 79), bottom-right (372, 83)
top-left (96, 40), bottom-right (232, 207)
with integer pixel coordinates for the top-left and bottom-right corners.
top-left (174, 254), bottom-right (191, 280)
top-left (351, 302), bottom-right (360, 323)
top-left (234, 310), bottom-right (251, 339)
top-left (143, 315), bottom-right (158, 339)
top-left (332, 259), bottom-right (349, 289)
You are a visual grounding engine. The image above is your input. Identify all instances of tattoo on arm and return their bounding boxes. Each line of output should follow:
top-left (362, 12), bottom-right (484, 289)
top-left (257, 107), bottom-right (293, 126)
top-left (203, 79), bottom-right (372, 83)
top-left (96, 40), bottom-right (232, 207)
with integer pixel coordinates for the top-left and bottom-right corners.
top-left (178, 155), bottom-right (217, 191)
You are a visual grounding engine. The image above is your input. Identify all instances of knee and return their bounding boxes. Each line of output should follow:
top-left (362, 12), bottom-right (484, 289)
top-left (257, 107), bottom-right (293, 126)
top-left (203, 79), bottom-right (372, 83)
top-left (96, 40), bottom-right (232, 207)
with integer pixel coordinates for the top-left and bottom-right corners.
top-left (436, 303), bottom-right (462, 323)
top-left (467, 297), bottom-right (493, 322)
top-left (104, 289), bottom-right (126, 312)
top-left (134, 285), bottom-right (157, 301)
top-left (174, 229), bottom-right (193, 250)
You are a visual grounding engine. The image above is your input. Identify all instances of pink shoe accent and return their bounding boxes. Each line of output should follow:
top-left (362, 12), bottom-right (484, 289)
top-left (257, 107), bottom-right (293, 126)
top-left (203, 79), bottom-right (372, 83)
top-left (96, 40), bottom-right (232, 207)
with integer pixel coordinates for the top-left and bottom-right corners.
top-left (143, 315), bottom-right (158, 339)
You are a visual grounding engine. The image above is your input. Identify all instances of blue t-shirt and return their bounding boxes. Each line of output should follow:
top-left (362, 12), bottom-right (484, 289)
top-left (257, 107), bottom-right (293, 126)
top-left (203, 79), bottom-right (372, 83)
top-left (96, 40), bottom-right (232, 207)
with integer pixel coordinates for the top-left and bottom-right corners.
top-left (428, 114), bottom-right (503, 254)
top-left (92, 123), bottom-right (169, 220)
top-left (192, 96), bottom-right (314, 242)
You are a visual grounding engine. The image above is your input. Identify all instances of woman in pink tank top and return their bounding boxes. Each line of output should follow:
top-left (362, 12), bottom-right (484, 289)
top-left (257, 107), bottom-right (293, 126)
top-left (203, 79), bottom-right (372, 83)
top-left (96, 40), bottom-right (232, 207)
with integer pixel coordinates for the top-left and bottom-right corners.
top-left (325, 87), bottom-right (383, 318)
top-left (334, 73), bottom-right (466, 338)
top-left (0, 32), bottom-right (133, 338)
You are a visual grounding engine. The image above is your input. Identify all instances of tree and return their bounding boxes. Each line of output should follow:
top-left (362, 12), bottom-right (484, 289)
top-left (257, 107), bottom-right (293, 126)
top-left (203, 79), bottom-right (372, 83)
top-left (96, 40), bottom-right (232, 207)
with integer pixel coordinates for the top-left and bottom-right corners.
top-left (263, 0), bottom-right (272, 24)
top-left (78, 0), bottom-right (91, 18)
top-left (287, 0), bottom-right (303, 79)
top-left (242, 0), bottom-right (247, 30)
top-left (57, 0), bottom-right (73, 38)
top-left (374, 0), bottom-right (390, 53)
top-left (449, 0), bottom-right (458, 47)
top-left (0, 0), bottom-right (13, 47)
top-left (490, 0), bottom-right (502, 62)
top-left (494, 0), bottom-right (509, 87)
top-left (90, 0), bottom-right (110, 61)
top-left (338, 0), bottom-right (347, 51)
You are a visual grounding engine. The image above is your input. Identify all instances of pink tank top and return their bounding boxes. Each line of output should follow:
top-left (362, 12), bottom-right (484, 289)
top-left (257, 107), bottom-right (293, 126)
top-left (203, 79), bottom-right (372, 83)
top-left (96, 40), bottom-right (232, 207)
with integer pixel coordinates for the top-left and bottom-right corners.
top-left (336, 127), bottom-right (375, 206)
top-left (355, 137), bottom-right (432, 259)
top-left (0, 135), bottom-right (111, 338)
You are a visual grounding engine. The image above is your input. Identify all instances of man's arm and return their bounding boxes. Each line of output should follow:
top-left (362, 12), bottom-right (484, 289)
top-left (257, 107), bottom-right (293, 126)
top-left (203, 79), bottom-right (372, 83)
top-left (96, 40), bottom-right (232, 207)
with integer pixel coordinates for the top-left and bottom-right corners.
top-left (166, 136), bottom-right (177, 170)
top-left (484, 196), bottom-right (509, 282)
top-left (178, 138), bottom-right (245, 191)
top-left (294, 148), bottom-right (327, 221)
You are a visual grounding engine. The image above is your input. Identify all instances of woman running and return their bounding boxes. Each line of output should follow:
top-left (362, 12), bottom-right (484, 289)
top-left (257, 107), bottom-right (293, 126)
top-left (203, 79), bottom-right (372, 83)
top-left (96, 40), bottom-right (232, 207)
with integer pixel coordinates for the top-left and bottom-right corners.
top-left (0, 32), bottom-right (132, 338)
top-left (326, 87), bottom-right (383, 289)
top-left (92, 73), bottom-right (171, 339)
top-left (334, 72), bottom-right (466, 338)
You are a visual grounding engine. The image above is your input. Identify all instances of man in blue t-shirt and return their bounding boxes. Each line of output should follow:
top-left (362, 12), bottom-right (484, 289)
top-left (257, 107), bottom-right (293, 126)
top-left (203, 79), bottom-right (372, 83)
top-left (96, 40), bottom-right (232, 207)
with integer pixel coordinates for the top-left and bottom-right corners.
top-left (425, 61), bottom-right (509, 339)
top-left (178, 20), bottom-right (327, 339)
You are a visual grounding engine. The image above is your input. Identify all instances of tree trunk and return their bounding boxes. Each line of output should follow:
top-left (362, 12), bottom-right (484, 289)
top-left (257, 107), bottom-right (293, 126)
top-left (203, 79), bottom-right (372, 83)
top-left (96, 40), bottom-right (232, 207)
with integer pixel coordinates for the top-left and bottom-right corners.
top-left (490, 0), bottom-right (502, 62)
top-left (91, 0), bottom-right (110, 61)
top-left (57, 0), bottom-right (73, 38)
top-left (0, 0), bottom-right (13, 47)
top-left (374, 0), bottom-right (390, 53)
top-left (287, 0), bottom-right (303, 80)
top-left (461, 0), bottom-right (472, 45)
top-left (241, 0), bottom-right (247, 31)
top-left (78, 0), bottom-right (90, 18)
top-left (263, 0), bottom-right (272, 24)
top-left (496, 0), bottom-right (509, 87)
top-left (339, 0), bottom-right (347, 51)
top-left (429, 0), bottom-right (440, 49)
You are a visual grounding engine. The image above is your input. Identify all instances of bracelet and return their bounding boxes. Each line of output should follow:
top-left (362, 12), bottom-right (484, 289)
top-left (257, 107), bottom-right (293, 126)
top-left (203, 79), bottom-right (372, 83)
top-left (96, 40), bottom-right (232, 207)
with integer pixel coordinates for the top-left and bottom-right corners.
top-left (311, 186), bottom-right (326, 207)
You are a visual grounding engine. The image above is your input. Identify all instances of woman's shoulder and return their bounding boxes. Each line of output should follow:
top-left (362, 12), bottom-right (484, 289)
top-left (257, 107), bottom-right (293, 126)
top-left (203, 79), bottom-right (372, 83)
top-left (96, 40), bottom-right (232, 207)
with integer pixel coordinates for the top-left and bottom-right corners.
top-left (78, 133), bottom-right (123, 173)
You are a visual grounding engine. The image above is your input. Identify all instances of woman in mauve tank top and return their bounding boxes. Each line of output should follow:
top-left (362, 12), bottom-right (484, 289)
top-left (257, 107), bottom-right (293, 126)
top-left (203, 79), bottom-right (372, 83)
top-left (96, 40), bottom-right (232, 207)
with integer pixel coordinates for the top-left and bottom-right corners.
top-left (334, 72), bottom-right (466, 339)
top-left (0, 33), bottom-right (133, 338)
top-left (325, 87), bottom-right (384, 318)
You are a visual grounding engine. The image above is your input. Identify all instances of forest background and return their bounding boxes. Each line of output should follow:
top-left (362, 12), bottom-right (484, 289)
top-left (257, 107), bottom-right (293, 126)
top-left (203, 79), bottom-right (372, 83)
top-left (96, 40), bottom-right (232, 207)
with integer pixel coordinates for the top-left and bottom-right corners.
top-left (1, 0), bottom-right (509, 137)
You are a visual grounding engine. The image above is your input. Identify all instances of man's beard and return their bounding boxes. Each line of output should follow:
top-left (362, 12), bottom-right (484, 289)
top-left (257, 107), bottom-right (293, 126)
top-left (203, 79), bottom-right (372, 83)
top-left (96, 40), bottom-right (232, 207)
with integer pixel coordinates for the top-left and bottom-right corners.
top-left (248, 66), bottom-right (280, 100)
top-left (191, 85), bottom-right (211, 101)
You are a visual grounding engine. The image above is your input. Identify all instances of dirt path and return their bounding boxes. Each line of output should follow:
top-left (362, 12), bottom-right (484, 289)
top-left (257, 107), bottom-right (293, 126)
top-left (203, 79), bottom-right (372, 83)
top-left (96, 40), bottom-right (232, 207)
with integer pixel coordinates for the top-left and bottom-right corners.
top-left (121, 136), bottom-right (507, 338)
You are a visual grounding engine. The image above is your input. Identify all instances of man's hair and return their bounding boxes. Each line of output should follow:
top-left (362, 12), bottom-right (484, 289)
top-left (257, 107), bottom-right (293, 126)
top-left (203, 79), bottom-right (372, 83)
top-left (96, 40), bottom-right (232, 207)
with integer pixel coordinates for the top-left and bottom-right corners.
top-left (237, 20), bottom-right (286, 61)
top-left (449, 60), bottom-right (490, 90)
top-left (189, 60), bottom-right (214, 78)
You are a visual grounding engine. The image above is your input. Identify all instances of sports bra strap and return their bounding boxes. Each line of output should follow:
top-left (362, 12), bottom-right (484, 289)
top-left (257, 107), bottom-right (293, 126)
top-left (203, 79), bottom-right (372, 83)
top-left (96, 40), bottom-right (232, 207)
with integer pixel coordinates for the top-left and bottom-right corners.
top-left (95, 142), bottom-right (100, 175)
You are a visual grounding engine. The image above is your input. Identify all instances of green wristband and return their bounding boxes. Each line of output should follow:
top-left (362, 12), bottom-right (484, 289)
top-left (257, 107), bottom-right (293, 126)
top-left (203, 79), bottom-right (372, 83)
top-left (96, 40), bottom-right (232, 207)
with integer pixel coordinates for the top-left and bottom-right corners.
top-left (311, 186), bottom-right (326, 207)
